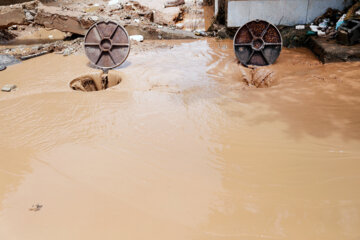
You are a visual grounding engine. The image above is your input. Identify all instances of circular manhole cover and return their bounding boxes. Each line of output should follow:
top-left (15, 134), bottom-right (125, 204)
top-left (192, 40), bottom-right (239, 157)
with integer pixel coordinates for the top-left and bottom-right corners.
top-left (233, 20), bottom-right (282, 66)
top-left (84, 21), bottom-right (130, 69)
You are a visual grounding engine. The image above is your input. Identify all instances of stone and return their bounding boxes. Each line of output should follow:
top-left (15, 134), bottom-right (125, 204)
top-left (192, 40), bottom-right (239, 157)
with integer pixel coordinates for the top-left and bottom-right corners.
top-left (0, 54), bottom-right (20, 67)
top-left (0, 65), bottom-right (6, 71)
top-left (1, 84), bottom-right (16, 92)
top-left (35, 4), bottom-right (95, 35)
top-left (130, 35), bottom-right (144, 42)
top-left (0, 0), bottom-right (38, 29)
top-left (0, 6), bottom-right (26, 29)
top-left (25, 11), bottom-right (34, 21)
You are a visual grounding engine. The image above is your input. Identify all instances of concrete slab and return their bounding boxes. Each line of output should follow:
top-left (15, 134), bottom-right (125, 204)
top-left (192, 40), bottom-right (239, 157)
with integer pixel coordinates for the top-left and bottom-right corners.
top-left (308, 36), bottom-right (360, 63)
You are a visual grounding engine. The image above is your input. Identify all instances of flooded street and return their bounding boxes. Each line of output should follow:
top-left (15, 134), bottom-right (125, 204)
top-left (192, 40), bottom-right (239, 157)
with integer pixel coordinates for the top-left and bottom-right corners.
top-left (0, 38), bottom-right (360, 240)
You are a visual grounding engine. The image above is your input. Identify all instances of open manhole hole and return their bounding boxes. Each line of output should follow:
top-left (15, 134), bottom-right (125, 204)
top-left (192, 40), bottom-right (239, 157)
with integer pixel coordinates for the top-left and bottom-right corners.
top-left (70, 21), bottom-right (129, 92)
top-left (70, 71), bottom-right (122, 92)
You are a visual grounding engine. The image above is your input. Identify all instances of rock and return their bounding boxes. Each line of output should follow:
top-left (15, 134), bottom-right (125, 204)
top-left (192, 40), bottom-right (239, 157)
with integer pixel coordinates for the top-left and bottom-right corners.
top-left (1, 84), bottom-right (16, 92)
top-left (130, 35), bottom-right (144, 42)
top-left (0, 54), bottom-right (20, 67)
top-left (0, 0), bottom-right (39, 29)
top-left (35, 4), bottom-right (95, 35)
top-left (0, 6), bottom-right (26, 29)
top-left (0, 66), bottom-right (6, 71)
top-left (25, 11), bottom-right (34, 21)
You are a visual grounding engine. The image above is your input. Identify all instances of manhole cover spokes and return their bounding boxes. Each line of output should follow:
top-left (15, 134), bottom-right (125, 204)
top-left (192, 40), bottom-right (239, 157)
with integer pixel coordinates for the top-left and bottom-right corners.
top-left (84, 21), bottom-right (130, 69)
top-left (234, 20), bottom-right (282, 66)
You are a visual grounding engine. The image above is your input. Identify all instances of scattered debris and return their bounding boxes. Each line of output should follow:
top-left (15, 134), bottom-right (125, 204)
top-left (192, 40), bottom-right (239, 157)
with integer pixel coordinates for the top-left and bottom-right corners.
top-left (295, 25), bottom-right (305, 30)
top-left (309, 2), bottom-right (360, 42)
top-left (336, 14), bottom-right (346, 30)
top-left (130, 35), bottom-right (144, 42)
top-left (1, 84), bottom-right (16, 92)
top-left (20, 51), bottom-right (48, 60)
top-left (194, 30), bottom-right (207, 36)
top-left (337, 19), bottom-right (360, 45)
top-left (29, 204), bottom-right (43, 212)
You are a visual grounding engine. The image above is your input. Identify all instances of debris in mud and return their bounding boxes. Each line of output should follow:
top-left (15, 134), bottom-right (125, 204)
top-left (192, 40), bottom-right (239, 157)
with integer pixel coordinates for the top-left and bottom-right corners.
top-left (241, 68), bottom-right (276, 88)
top-left (1, 84), bottom-right (17, 92)
top-left (29, 204), bottom-right (43, 212)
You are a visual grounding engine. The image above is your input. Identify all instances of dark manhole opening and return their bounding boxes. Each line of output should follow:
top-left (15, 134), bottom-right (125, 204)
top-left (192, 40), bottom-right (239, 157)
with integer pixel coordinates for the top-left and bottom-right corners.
top-left (70, 72), bottom-right (122, 92)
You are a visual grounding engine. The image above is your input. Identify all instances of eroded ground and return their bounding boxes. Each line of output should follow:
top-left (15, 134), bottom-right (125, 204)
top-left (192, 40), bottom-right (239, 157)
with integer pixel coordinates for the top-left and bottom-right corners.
top-left (0, 39), bottom-right (360, 240)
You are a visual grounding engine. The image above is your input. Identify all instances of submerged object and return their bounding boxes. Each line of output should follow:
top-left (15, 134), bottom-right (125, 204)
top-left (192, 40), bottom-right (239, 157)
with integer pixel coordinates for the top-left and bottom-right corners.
top-left (233, 19), bottom-right (282, 66)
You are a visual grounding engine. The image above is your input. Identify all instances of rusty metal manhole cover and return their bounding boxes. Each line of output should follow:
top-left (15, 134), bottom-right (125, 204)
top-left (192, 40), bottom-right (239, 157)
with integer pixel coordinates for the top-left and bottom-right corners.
top-left (84, 21), bottom-right (130, 69)
top-left (233, 20), bottom-right (282, 66)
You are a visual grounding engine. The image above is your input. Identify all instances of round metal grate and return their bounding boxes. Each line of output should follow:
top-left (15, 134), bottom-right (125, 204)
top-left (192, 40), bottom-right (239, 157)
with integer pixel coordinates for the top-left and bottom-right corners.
top-left (233, 20), bottom-right (282, 66)
top-left (84, 21), bottom-right (130, 69)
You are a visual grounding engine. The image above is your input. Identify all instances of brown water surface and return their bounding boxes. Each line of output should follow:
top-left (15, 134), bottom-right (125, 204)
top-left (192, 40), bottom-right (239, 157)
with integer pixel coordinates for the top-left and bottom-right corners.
top-left (0, 39), bottom-right (360, 240)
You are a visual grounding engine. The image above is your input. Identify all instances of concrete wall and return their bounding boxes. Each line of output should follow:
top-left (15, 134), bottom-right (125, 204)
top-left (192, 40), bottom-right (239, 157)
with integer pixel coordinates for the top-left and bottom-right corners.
top-left (225, 0), bottom-right (352, 27)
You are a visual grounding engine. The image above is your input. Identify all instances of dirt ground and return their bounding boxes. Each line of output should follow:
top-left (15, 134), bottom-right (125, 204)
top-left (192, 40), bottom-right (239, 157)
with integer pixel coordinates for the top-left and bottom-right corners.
top-left (0, 38), bottom-right (359, 240)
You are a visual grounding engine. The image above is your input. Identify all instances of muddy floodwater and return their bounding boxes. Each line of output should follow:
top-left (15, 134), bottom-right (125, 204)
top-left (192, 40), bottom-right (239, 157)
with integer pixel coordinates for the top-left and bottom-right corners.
top-left (0, 39), bottom-right (360, 240)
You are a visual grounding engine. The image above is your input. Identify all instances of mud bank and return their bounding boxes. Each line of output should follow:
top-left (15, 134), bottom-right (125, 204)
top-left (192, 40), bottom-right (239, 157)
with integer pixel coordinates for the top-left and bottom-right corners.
top-left (0, 39), bottom-right (360, 240)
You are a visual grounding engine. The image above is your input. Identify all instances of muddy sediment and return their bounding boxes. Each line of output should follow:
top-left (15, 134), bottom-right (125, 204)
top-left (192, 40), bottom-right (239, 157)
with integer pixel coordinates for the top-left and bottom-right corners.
top-left (0, 39), bottom-right (360, 240)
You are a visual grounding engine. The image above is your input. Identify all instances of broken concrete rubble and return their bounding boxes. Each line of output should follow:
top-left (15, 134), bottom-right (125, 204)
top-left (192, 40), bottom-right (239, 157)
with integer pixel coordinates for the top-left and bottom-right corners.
top-left (35, 5), bottom-right (97, 35)
top-left (0, 0), bottom-right (39, 29)
top-left (0, 6), bottom-right (26, 29)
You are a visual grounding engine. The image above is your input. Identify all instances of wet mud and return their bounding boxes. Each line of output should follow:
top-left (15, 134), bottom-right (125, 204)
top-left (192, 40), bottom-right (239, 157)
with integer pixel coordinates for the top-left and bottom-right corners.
top-left (0, 39), bottom-right (360, 240)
